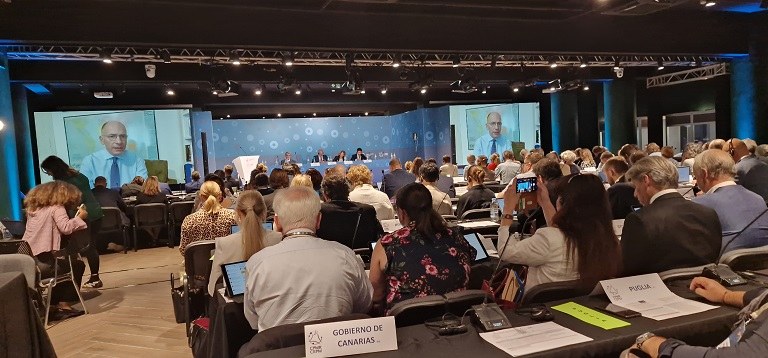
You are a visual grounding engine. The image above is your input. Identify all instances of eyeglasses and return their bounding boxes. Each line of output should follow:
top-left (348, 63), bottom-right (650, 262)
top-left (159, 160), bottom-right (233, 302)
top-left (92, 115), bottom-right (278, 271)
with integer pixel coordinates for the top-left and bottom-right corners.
top-left (103, 134), bottom-right (128, 141)
top-left (726, 138), bottom-right (735, 156)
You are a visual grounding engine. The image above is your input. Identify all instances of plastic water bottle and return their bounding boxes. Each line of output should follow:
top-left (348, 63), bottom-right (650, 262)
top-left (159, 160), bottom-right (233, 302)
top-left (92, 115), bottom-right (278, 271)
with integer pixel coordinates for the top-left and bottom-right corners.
top-left (1, 226), bottom-right (11, 240)
top-left (490, 198), bottom-right (500, 222)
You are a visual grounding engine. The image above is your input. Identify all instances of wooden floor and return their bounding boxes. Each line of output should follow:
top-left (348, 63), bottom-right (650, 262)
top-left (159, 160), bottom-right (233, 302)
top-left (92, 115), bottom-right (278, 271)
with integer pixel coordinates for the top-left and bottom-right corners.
top-left (47, 247), bottom-right (191, 358)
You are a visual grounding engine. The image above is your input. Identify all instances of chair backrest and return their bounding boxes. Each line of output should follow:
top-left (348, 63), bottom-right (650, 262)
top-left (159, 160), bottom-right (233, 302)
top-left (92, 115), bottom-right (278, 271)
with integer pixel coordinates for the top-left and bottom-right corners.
top-left (100, 207), bottom-right (124, 232)
top-left (521, 280), bottom-right (592, 305)
top-left (460, 208), bottom-right (491, 221)
top-left (169, 201), bottom-right (195, 225)
top-left (238, 314), bottom-right (370, 355)
top-left (658, 264), bottom-right (712, 283)
top-left (445, 289), bottom-right (491, 314)
top-left (134, 203), bottom-right (168, 226)
top-left (719, 245), bottom-right (768, 271)
top-left (184, 240), bottom-right (216, 290)
top-left (0, 254), bottom-right (37, 289)
top-left (388, 294), bottom-right (448, 327)
top-left (0, 240), bottom-right (24, 255)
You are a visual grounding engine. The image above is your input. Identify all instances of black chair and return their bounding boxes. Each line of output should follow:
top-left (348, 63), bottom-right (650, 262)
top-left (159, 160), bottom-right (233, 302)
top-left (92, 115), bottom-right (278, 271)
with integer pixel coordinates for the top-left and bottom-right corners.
top-left (98, 207), bottom-right (129, 254)
top-left (460, 208), bottom-right (492, 221)
top-left (133, 203), bottom-right (169, 250)
top-left (388, 294), bottom-right (447, 327)
top-left (0, 240), bottom-right (29, 255)
top-left (719, 245), bottom-right (768, 271)
top-left (182, 240), bottom-right (216, 337)
top-left (520, 280), bottom-right (592, 305)
top-left (658, 264), bottom-right (713, 283)
top-left (168, 201), bottom-right (195, 247)
top-left (445, 289), bottom-right (492, 315)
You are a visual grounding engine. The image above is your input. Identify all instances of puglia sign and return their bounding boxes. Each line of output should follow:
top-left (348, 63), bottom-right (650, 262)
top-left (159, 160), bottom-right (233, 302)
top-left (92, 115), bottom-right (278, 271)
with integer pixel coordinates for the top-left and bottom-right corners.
top-left (305, 316), bottom-right (398, 357)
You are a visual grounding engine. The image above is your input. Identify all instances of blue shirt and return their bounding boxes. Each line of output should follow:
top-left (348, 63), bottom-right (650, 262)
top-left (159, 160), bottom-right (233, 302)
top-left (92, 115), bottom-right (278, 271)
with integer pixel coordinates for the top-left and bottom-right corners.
top-left (79, 149), bottom-right (148, 188)
top-left (473, 133), bottom-right (511, 158)
top-left (693, 184), bottom-right (768, 252)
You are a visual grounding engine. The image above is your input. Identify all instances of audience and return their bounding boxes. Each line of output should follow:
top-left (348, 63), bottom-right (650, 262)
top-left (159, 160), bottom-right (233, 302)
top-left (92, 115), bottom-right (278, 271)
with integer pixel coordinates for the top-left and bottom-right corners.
top-left (426, 158), bottom-right (456, 197)
top-left (456, 166), bottom-right (495, 218)
top-left (419, 163), bottom-right (453, 216)
top-left (512, 158), bottom-right (565, 234)
top-left (603, 158), bottom-right (641, 219)
top-left (243, 186), bottom-right (372, 331)
top-left (680, 143), bottom-right (700, 169)
top-left (464, 154), bottom-right (476, 181)
top-left (621, 157), bottom-right (721, 276)
top-left (262, 169), bottom-right (290, 216)
top-left (578, 148), bottom-right (596, 170)
top-left (347, 165), bottom-right (395, 220)
top-left (645, 142), bottom-right (661, 156)
top-left (40, 155), bottom-right (105, 289)
top-left (305, 168), bottom-right (324, 194)
top-left (618, 144), bottom-right (639, 161)
top-left (495, 150), bottom-right (522, 185)
top-left (756, 144), bottom-right (768, 164)
top-left (476, 155), bottom-right (496, 181)
top-left (22, 181), bottom-right (89, 320)
top-left (498, 174), bottom-right (621, 289)
top-left (91, 176), bottom-right (128, 251)
top-left (185, 171), bottom-right (204, 193)
top-left (439, 155), bottom-right (459, 177)
top-left (728, 138), bottom-right (768, 203)
top-left (404, 160), bottom-right (413, 173)
top-left (249, 173), bottom-right (273, 196)
top-left (135, 176), bottom-right (168, 204)
top-left (597, 151), bottom-right (614, 172)
top-left (628, 151), bottom-right (647, 167)
top-left (120, 176), bottom-right (144, 197)
top-left (317, 175), bottom-right (384, 249)
top-left (410, 157), bottom-right (425, 179)
top-left (223, 164), bottom-right (242, 193)
top-left (208, 190), bottom-right (282, 296)
top-left (382, 158), bottom-right (417, 198)
top-left (180, 181), bottom-right (237, 255)
top-left (369, 183), bottom-right (474, 312)
top-left (560, 150), bottom-right (580, 175)
top-left (661, 146), bottom-right (677, 166)
top-left (709, 138), bottom-right (726, 150)
top-left (487, 153), bottom-right (501, 171)
top-left (692, 149), bottom-right (768, 252)
top-left (290, 174), bottom-right (313, 188)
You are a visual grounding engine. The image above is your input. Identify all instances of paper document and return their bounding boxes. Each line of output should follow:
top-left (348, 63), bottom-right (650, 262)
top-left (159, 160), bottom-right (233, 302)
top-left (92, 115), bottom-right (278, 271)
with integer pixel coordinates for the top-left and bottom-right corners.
top-left (479, 322), bottom-right (592, 357)
top-left (456, 187), bottom-right (468, 196)
top-left (459, 221), bottom-right (499, 229)
top-left (599, 273), bottom-right (717, 320)
top-left (551, 302), bottom-right (630, 330)
top-left (380, 219), bottom-right (404, 233)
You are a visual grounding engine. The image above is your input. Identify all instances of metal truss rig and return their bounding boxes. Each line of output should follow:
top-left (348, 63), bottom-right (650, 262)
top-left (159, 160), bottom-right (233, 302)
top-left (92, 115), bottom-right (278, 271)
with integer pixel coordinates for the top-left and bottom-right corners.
top-left (2, 45), bottom-right (727, 68)
top-left (646, 63), bottom-right (729, 88)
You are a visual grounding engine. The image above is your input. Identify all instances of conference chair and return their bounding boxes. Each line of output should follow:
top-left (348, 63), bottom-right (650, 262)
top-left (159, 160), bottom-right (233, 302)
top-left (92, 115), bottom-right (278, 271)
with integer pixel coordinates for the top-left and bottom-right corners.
top-left (98, 207), bottom-right (129, 254)
top-left (658, 264), bottom-right (713, 283)
top-left (168, 201), bottom-right (195, 247)
top-left (441, 215), bottom-right (458, 223)
top-left (520, 280), bottom-right (592, 305)
top-left (460, 208), bottom-right (492, 221)
top-left (0, 239), bottom-right (33, 255)
top-left (719, 245), bottom-right (768, 271)
top-left (182, 240), bottom-right (216, 337)
top-left (133, 203), bottom-right (169, 251)
top-left (0, 254), bottom-right (37, 290)
top-left (38, 248), bottom-right (89, 326)
top-left (388, 294), bottom-right (448, 327)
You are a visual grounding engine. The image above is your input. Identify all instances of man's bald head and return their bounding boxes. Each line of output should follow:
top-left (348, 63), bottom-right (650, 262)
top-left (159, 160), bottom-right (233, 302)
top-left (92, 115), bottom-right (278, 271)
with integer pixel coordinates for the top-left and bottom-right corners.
top-left (99, 121), bottom-right (128, 156)
top-left (729, 138), bottom-right (750, 162)
top-left (485, 112), bottom-right (502, 139)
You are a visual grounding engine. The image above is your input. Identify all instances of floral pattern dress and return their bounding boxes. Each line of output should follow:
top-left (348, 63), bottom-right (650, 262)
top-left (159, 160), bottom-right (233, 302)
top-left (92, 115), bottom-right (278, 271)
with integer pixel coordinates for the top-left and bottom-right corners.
top-left (380, 224), bottom-right (476, 309)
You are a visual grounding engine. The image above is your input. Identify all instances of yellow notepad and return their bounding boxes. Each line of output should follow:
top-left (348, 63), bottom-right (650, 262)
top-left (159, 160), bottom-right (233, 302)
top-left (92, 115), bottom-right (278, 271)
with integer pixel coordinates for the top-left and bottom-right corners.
top-left (551, 302), bottom-right (630, 330)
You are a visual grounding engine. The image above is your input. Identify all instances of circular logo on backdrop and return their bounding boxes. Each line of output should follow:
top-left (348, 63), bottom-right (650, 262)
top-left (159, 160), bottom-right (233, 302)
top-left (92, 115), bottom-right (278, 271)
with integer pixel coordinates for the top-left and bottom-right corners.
top-left (425, 131), bottom-right (434, 141)
top-left (317, 129), bottom-right (324, 136)
top-left (391, 128), bottom-right (396, 135)
top-left (269, 141), bottom-right (279, 149)
top-left (259, 139), bottom-right (265, 145)
top-left (321, 141), bottom-right (328, 148)
top-left (366, 141), bottom-right (370, 147)
top-left (221, 136), bottom-right (229, 143)
top-left (331, 130), bottom-right (339, 138)
top-left (439, 132), bottom-right (444, 141)
top-left (249, 146), bottom-right (255, 152)
top-left (247, 134), bottom-right (254, 141)
top-left (305, 127), bottom-right (313, 135)
top-left (342, 132), bottom-right (349, 138)
top-left (293, 134), bottom-right (300, 140)
top-left (211, 133), bottom-right (220, 142)
top-left (306, 146), bottom-right (313, 153)
top-left (382, 136), bottom-right (390, 144)
top-left (363, 131), bottom-right (370, 137)
top-left (284, 138), bottom-right (290, 143)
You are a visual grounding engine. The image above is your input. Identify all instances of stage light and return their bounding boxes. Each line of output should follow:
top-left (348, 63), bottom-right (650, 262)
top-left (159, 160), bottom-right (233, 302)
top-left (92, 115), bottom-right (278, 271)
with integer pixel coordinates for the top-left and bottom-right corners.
top-left (100, 49), bottom-right (113, 64)
top-left (229, 51), bottom-right (241, 65)
top-left (392, 54), bottom-right (402, 68)
top-left (613, 59), bottom-right (621, 70)
top-left (0, 120), bottom-right (4, 132)
top-left (583, 85), bottom-right (590, 91)
top-left (165, 88), bottom-right (175, 96)
top-left (212, 90), bottom-right (219, 95)
top-left (254, 85), bottom-right (263, 95)
top-left (420, 88), bottom-right (427, 94)
top-left (360, 89), bottom-right (366, 94)
top-left (283, 53), bottom-right (294, 67)
top-left (277, 113), bottom-right (282, 117)
top-left (512, 87), bottom-right (520, 93)
top-left (657, 60), bottom-right (665, 70)
top-left (549, 60), bottom-right (558, 68)
top-left (452, 55), bottom-right (461, 68)
top-left (481, 87), bottom-right (487, 94)
top-left (313, 113), bottom-right (317, 116)
top-left (364, 112), bottom-right (369, 116)
top-left (226, 114), bottom-right (230, 118)
top-left (700, 0), bottom-right (716, 6)
top-left (295, 88), bottom-right (302, 95)
top-left (580, 60), bottom-right (588, 68)
top-left (161, 50), bottom-right (172, 64)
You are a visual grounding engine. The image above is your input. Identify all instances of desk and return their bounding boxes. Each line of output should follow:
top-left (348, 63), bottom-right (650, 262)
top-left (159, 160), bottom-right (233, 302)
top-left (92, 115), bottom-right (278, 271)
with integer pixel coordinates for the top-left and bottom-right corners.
top-left (0, 272), bottom-right (56, 358)
top-left (246, 282), bottom-right (756, 358)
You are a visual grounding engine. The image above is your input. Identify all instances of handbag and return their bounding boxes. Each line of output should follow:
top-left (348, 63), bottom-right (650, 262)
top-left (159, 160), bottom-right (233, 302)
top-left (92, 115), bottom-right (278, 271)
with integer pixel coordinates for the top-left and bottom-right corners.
top-left (481, 265), bottom-right (528, 309)
top-left (189, 317), bottom-right (210, 358)
top-left (170, 273), bottom-right (187, 324)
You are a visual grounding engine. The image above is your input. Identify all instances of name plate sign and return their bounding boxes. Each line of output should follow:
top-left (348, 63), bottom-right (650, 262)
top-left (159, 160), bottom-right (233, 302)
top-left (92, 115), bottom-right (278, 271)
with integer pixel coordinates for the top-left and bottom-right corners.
top-left (305, 316), bottom-right (397, 357)
top-left (343, 161), bottom-right (354, 165)
top-left (327, 161), bottom-right (337, 165)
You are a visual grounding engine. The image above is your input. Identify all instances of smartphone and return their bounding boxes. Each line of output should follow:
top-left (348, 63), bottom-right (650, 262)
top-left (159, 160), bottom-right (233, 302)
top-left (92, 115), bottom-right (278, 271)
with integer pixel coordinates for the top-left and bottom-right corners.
top-left (595, 303), bottom-right (641, 318)
top-left (631, 205), bottom-right (642, 212)
top-left (515, 177), bottom-right (538, 193)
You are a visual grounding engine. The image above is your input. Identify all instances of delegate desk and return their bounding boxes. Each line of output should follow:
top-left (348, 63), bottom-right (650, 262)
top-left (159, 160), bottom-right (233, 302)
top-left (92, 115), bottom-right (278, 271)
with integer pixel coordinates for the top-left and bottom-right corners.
top-left (305, 159), bottom-right (392, 184)
top-left (247, 280), bottom-right (760, 358)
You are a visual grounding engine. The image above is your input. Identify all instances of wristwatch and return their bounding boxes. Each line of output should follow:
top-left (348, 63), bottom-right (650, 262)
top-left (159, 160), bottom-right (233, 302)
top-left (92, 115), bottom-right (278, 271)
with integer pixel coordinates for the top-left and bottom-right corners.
top-left (502, 213), bottom-right (515, 220)
top-left (636, 332), bottom-right (655, 350)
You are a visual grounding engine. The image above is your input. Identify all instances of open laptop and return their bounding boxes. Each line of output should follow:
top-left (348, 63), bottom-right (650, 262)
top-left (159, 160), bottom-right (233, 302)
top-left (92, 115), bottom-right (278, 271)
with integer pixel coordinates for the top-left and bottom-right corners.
top-left (221, 260), bottom-right (248, 302)
top-left (463, 232), bottom-right (490, 263)
top-left (231, 222), bottom-right (273, 235)
top-left (1, 220), bottom-right (25, 239)
top-left (677, 166), bottom-right (692, 185)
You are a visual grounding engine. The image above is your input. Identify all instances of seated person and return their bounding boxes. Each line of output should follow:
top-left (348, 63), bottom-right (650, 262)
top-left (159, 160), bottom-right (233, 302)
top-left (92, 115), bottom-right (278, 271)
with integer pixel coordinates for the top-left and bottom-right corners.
top-left (332, 150), bottom-right (347, 162)
top-left (495, 150), bottom-right (522, 185)
top-left (603, 157), bottom-right (641, 219)
top-left (193, 174), bottom-right (236, 211)
top-left (305, 168), bottom-right (324, 196)
top-left (455, 166), bottom-right (495, 218)
top-left (498, 174), bottom-right (621, 289)
top-left (135, 176), bottom-right (168, 205)
top-left (692, 149), bottom-right (768, 252)
top-left (91, 176), bottom-right (128, 251)
top-left (381, 158), bottom-right (417, 198)
top-left (22, 181), bottom-right (89, 319)
top-left (244, 186), bottom-right (372, 331)
top-left (120, 176), bottom-right (144, 198)
top-left (208, 190), bottom-right (282, 296)
top-left (262, 169), bottom-right (290, 217)
top-left (419, 163), bottom-right (453, 216)
top-left (426, 158), bottom-right (456, 198)
top-left (347, 165), bottom-right (395, 220)
top-left (561, 150), bottom-right (581, 175)
top-left (476, 155), bottom-right (496, 181)
top-left (621, 157), bottom-right (722, 276)
top-left (625, 277), bottom-right (768, 358)
top-left (185, 170), bottom-right (204, 193)
top-left (180, 181), bottom-right (237, 255)
top-left (223, 164), bottom-right (242, 193)
top-left (439, 155), bottom-right (459, 177)
top-left (249, 173), bottom-right (274, 197)
top-left (317, 175), bottom-right (384, 249)
top-left (369, 183), bottom-right (475, 312)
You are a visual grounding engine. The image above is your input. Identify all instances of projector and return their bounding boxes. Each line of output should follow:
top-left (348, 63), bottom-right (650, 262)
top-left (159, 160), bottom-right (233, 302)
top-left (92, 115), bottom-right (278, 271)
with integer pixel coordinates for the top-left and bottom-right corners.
top-left (93, 91), bottom-right (114, 99)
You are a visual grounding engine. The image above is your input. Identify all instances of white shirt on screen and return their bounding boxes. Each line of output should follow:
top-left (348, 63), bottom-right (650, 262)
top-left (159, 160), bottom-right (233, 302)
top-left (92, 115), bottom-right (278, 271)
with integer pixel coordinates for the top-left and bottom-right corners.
top-left (243, 233), bottom-right (373, 331)
top-left (473, 133), bottom-right (511, 158)
top-left (79, 149), bottom-right (148, 188)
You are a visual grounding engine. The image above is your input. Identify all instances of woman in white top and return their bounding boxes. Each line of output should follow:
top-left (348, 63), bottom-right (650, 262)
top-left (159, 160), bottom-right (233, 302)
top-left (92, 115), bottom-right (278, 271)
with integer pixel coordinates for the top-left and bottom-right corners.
top-left (208, 190), bottom-right (282, 296)
top-left (496, 174), bottom-right (621, 289)
top-left (347, 165), bottom-right (395, 220)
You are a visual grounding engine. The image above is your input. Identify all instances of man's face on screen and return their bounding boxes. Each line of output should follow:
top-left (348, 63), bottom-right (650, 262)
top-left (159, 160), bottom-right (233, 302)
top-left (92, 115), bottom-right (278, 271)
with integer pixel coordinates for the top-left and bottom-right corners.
top-left (100, 121), bottom-right (128, 156)
top-left (486, 113), bottom-right (502, 139)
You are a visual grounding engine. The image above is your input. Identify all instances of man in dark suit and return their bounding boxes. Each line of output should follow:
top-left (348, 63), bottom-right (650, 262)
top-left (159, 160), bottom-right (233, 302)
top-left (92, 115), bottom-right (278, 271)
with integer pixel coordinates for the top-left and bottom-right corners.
top-left (621, 157), bottom-right (722, 277)
top-left (185, 170), bottom-right (203, 193)
top-left (603, 157), bottom-right (641, 219)
top-left (729, 138), bottom-right (768, 203)
top-left (223, 165), bottom-right (242, 192)
top-left (351, 148), bottom-right (367, 161)
top-left (91, 176), bottom-right (129, 251)
top-left (381, 158), bottom-right (417, 198)
top-left (317, 175), bottom-right (384, 250)
top-left (280, 152), bottom-right (295, 165)
top-left (312, 149), bottom-right (329, 163)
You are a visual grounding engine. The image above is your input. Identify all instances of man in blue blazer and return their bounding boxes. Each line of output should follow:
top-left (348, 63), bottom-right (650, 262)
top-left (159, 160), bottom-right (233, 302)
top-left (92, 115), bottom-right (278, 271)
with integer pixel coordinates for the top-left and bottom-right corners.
top-left (381, 158), bottom-right (416, 198)
top-left (729, 139), bottom-right (768, 203)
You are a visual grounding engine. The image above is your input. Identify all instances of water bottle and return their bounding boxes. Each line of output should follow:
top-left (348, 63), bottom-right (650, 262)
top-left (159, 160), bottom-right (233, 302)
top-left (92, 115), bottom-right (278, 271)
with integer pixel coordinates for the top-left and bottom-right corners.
top-left (1, 226), bottom-right (11, 240)
top-left (490, 198), bottom-right (500, 222)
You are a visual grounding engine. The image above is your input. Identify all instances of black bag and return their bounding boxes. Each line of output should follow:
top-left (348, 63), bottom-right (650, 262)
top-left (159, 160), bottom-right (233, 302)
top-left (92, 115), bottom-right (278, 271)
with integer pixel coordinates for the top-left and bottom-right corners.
top-left (190, 317), bottom-right (210, 358)
top-left (170, 273), bottom-right (187, 324)
top-left (170, 273), bottom-right (207, 325)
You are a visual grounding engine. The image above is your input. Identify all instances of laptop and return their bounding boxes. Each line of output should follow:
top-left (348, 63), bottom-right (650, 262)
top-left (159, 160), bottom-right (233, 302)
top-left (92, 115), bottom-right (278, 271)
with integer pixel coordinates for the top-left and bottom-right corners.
top-left (1, 220), bottom-right (25, 239)
top-left (231, 225), bottom-right (240, 234)
top-left (463, 232), bottom-right (490, 263)
top-left (232, 222), bottom-right (273, 234)
top-left (221, 260), bottom-right (248, 300)
top-left (677, 166), bottom-right (691, 184)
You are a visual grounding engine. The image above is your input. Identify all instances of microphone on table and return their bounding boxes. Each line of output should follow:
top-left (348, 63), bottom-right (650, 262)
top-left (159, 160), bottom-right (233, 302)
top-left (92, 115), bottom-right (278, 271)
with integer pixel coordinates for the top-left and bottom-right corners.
top-left (701, 208), bottom-right (768, 287)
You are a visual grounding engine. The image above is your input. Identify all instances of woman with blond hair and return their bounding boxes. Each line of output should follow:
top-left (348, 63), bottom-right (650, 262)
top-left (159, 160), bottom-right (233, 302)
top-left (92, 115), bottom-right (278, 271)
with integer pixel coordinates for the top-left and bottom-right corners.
top-left (578, 148), bottom-right (596, 170)
top-left (455, 165), bottom-right (495, 218)
top-left (22, 181), bottom-right (89, 319)
top-left (290, 174), bottom-right (313, 188)
top-left (135, 176), bottom-right (168, 204)
top-left (208, 190), bottom-right (282, 295)
top-left (347, 165), bottom-right (395, 220)
top-left (180, 181), bottom-right (237, 255)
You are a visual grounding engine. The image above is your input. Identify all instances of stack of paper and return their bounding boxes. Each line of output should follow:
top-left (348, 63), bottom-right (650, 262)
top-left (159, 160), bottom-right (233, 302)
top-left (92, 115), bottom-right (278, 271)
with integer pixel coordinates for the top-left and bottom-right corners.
top-left (479, 322), bottom-right (592, 356)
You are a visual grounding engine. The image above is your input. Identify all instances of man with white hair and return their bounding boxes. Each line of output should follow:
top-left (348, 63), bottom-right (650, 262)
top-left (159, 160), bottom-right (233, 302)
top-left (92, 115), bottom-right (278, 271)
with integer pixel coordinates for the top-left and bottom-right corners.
top-left (692, 149), bottom-right (768, 252)
top-left (243, 186), bottom-right (372, 331)
top-left (620, 156), bottom-right (721, 276)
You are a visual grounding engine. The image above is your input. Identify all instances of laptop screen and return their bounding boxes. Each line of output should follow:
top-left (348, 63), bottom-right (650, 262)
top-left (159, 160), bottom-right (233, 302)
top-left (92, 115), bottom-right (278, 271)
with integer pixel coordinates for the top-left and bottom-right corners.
top-left (463, 233), bottom-right (490, 263)
top-left (677, 166), bottom-right (691, 183)
top-left (0, 220), bottom-right (25, 238)
top-left (221, 261), bottom-right (248, 297)
top-left (231, 225), bottom-right (240, 234)
top-left (263, 222), bottom-right (273, 231)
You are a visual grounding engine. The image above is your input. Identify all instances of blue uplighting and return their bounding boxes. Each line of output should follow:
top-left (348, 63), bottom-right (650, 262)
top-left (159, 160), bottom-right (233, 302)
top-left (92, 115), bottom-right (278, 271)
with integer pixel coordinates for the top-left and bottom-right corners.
top-left (731, 57), bottom-right (757, 139)
top-left (719, 3), bottom-right (766, 13)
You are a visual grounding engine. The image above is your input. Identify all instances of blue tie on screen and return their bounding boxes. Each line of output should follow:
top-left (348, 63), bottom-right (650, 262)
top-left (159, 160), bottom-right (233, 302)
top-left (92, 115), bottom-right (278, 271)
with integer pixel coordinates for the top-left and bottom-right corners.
top-left (490, 139), bottom-right (497, 155)
top-left (110, 157), bottom-right (120, 188)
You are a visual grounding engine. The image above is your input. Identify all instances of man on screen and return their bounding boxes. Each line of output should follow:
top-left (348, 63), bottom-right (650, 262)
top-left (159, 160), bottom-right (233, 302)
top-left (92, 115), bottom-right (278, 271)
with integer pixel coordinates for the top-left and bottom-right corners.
top-left (80, 121), bottom-right (148, 188)
top-left (473, 112), bottom-right (511, 158)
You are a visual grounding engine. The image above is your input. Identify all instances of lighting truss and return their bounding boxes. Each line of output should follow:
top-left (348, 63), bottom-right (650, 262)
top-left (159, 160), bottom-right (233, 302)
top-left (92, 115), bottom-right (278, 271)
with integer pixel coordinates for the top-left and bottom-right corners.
top-left (1, 45), bottom-right (727, 68)
top-left (646, 63), bottom-right (729, 88)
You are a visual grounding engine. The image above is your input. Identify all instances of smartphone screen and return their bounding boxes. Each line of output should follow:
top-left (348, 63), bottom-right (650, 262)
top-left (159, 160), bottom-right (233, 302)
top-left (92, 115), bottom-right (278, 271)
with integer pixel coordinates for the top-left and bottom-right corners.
top-left (600, 303), bottom-right (641, 318)
top-left (515, 177), bottom-right (538, 193)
